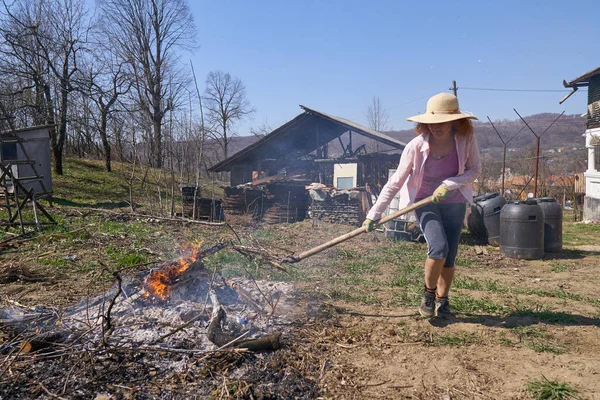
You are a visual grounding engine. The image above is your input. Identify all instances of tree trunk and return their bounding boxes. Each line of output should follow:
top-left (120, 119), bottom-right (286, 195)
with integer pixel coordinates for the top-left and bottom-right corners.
top-left (153, 115), bottom-right (162, 168)
top-left (53, 147), bottom-right (63, 175)
top-left (100, 111), bottom-right (112, 172)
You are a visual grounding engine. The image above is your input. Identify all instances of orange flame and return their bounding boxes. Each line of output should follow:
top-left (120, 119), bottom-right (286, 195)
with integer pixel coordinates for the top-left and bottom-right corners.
top-left (144, 241), bottom-right (203, 300)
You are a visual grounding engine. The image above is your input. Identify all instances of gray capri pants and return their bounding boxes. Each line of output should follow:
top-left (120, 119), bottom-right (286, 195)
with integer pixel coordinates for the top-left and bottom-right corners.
top-left (415, 201), bottom-right (466, 268)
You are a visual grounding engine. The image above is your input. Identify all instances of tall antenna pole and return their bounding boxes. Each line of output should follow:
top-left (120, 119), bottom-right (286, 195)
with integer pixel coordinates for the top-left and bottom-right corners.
top-left (514, 109), bottom-right (565, 198)
top-left (488, 117), bottom-right (526, 195)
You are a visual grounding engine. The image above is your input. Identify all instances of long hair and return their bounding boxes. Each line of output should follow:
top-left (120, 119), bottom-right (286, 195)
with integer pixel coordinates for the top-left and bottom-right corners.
top-left (414, 119), bottom-right (474, 137)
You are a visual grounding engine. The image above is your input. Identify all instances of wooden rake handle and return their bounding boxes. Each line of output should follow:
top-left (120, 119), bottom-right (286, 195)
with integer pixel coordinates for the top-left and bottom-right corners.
top-left (287, 196), bottom-right (434, 263)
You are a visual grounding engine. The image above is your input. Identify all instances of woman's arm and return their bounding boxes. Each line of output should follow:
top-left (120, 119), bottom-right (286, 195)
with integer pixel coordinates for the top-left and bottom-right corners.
top-left (366, 145), bottom-right (415, 221)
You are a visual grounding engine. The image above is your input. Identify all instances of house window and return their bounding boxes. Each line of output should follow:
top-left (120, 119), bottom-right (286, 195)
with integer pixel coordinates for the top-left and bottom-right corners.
top-left (336, 177), bottom-right (354, 189)
top-left (596, 145), bottom-right (600, 170)
top-left (1, 142), bottom-right (17, 160)
top-left (333, 163), bottom-right (357, 189)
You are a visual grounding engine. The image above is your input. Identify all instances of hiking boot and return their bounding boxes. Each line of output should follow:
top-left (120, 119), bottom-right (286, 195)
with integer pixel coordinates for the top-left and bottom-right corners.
top-left (435, 297), bottom-right (454, 319)
top-left (419, 289), bottom-right (436, 318)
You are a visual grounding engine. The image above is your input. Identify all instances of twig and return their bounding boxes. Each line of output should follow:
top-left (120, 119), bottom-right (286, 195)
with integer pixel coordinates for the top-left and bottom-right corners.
top-left (226, 223), bottom-right (242, 243)
top-left (196, 331), bottom-right (250, 362)
top-left (61, 363), bottom-right (78, 395)
top-left (2, 298), bottom-right (36, 311)
top-left (101, 272), bottom-right (122, 347)
top-left (149, 310), bottom-right (207, 345)
top-left (36, 381), bottom-right (68, 400)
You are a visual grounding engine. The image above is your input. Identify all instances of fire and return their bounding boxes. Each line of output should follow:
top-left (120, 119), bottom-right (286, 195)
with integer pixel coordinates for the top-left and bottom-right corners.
top-left (144, 241), bottom-right (203, 300)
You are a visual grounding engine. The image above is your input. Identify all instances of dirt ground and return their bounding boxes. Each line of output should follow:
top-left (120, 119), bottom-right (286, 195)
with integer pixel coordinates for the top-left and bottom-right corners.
top-left (2, 215), bottom-right (600, 399)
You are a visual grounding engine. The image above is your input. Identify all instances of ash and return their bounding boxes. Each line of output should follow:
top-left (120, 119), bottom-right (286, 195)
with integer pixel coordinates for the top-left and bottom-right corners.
top-left (5, 265), bottom-right (302, 363)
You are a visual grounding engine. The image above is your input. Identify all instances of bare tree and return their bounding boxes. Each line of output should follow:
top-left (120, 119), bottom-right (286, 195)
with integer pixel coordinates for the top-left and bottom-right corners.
top-left (98, 0), bottom-right (195, 168)
top-left (365, 96), bottom-right (391, 153)
top-left (0, 0), bottom-right (91, 174)
top-left (204, 70), bottom-right (254, 160)
top-left (365, 96), bottom-right (390, 132)
top-left (84, 50), bottom-right (131, 172)
top-left (249, 120), bottom-right (272, 138)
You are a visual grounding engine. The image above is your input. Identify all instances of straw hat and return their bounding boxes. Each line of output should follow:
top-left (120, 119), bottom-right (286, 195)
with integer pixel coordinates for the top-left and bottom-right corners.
top-left (406, 93), bottom-right (477, 124)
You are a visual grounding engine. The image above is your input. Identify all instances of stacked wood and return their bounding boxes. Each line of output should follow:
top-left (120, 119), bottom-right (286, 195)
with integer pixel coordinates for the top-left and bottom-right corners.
top-left (221, 187), bottom-right (263, 216)
top-left (310, 191), bottom-right (363, 226)
top-left (221, 183), bottom-right (308, 224)
top-left (261, 184), bottom-right (308, 224)
top-left (182, 198), bottom-right (223, 221)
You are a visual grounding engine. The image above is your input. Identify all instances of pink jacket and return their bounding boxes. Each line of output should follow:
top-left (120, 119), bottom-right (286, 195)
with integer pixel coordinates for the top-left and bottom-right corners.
top-left (366, 132), bottom-right (482, 221)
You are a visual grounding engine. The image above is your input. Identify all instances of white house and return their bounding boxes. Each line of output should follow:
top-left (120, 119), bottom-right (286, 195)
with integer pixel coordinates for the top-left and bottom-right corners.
top-left (563, 66), bottom-right (600, 221)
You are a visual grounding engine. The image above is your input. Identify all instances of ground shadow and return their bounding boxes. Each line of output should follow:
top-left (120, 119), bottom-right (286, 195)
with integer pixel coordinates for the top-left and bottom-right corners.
top-left (332, 309), bottom-right (416, 319)
top-left (459, 232), bottom-right (488, 246)
top-left (543, 248), bottom-right (600, 259)
top-left (430, 310), bottom-right (600, 329)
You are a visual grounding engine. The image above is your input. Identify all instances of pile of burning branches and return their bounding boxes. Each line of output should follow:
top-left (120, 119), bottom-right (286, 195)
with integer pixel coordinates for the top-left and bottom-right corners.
top-left (0, 241), bottom-right (320, 399)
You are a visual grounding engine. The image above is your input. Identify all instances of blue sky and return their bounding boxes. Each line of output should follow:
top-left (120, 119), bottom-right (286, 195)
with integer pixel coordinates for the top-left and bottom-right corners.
top-left (187, 0), bottom-right (597, 134)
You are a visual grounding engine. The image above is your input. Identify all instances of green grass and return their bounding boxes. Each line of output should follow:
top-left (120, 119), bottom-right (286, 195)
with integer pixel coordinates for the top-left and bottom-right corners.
top-left (329, 289), bottom-right (380, 304)
top-left (510, 326), bottom-right (565, 354)
top-left (427, 331), bottom-right (481, 346)
top-left (524, 376), bottom-right (581, 399)
top-left (549, 263), bottom-right (569, 273)
top-left (562, 221), bottom-right (600, 247)
top-left (508, 303), bottom-right (578, 324)
top-left (451, 293), bottom-right (505, 314)
top-left (453, 276), bottom-right (600, 307)
top-left (524, 341), bottom-right (565, 354)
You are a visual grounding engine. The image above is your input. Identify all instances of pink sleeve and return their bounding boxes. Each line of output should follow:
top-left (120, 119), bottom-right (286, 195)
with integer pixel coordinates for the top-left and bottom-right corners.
top-left (366, 145), bottom-right (414, 221)
top-left (443, 134), bottom-right (482, 190)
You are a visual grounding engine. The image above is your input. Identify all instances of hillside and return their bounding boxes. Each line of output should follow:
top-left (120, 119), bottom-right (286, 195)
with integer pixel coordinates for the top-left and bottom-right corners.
top-left (224, 113), bottom-right (587, 164)
top-left (386, 113), bottom-right (587, 155)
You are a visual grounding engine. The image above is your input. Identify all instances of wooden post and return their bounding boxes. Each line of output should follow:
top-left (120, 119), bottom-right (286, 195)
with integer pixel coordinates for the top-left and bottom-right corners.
top-left (451, 80), bottom-right (458, 97)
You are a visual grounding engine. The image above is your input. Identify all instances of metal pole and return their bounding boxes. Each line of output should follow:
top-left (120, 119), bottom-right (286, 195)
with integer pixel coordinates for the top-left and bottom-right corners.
top-left (451, 80), bottom-right (458, 97)
top-left (534, 136), bottom-right (540, 197)
top-left (502, 144), bottom-right (507, 194)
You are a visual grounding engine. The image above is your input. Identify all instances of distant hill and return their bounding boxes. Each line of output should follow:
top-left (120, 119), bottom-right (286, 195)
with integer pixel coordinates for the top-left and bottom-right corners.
top-left (385, 113), bottom-right (587, 155)
top-left (213, 113), bottom-right (587, 171)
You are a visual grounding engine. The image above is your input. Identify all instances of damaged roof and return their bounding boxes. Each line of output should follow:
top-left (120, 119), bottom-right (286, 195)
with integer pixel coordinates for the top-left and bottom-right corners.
top-left (564, 66), bottom-right (600, 87)
top-left (209, 105), bottom-right (406, 172)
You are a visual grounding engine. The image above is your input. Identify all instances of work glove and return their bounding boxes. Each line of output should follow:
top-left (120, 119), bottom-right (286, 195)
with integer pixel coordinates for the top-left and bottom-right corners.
top-left (432, 183), bottom-right (449, 204)
top-left (362, 218), bottom-right (377, 232)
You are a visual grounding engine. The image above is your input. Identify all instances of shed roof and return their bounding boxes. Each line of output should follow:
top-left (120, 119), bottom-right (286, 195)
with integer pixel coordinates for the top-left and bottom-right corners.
top-left (564, 66), bottom-right (600, 87)
top-left (208, 106), bottom-right (406, 172)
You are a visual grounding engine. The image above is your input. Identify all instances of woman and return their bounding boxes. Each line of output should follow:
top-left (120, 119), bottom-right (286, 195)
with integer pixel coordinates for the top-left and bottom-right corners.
top-left (363, 93), bottom-right (481, 319)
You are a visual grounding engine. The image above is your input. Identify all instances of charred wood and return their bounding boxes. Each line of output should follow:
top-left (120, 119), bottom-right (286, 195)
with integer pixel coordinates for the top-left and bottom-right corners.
top-left (207, 290), bottom-right (281, 351)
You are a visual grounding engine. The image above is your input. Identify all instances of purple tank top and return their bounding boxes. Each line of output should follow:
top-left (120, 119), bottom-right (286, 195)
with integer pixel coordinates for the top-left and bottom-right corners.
top-left (416, 143), bottom-right (466, 203)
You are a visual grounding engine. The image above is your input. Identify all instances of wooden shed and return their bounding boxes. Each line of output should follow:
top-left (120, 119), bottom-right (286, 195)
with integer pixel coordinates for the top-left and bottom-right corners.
top-left (208, 106), bottom-right (406, 225)
top-left (208, 105), bottom-right (405, 190)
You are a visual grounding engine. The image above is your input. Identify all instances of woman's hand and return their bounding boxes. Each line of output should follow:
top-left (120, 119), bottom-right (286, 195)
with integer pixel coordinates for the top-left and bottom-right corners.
top-left (432, 184), bottom-right (449, 204)
top-left (362, 219), bottom-right (377, 232)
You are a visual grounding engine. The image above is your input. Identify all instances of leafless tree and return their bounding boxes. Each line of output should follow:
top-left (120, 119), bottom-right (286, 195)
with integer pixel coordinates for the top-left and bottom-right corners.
top-left (0, 0), bottom-right (91, 174)
top-left (204, 70), bottom-right (254, 159)
top-left (365, 96), bottom-right (390, 153)
top-left (365, 96), bottom-right (390, 132)
top-left (98, 0), bottom-right (196, 168)
top-left (249, 120), bottom-right (272, 138)
top-left (84, 50), bottom-right (132, 172)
